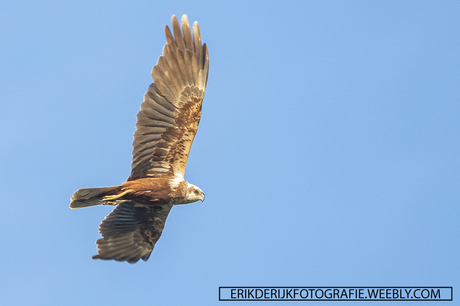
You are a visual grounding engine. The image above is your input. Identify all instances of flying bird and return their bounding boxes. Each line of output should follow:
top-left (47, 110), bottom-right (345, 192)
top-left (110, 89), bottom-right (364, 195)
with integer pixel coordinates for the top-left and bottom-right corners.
top-left (70, 14), bottom-right (209, 263)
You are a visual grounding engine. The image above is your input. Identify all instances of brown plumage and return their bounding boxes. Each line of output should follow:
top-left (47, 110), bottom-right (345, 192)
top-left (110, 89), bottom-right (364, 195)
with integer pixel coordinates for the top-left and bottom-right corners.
top-left (70, 14), bottom-right (209, 263)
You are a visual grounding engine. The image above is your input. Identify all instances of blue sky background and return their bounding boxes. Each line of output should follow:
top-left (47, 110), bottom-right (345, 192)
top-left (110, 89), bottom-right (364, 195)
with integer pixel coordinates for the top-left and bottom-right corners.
top-left (0, 1), bottom-right (458, 305)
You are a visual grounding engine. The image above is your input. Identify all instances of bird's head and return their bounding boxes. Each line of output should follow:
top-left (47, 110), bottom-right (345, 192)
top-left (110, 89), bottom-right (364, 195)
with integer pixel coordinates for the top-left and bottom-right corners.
top-left (186, 183), bottom-right (205, 203)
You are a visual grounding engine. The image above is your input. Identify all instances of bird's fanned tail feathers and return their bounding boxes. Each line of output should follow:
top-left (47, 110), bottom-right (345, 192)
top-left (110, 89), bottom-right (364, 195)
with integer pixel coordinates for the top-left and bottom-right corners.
top-left (70, 186), bottom-right (121, 209)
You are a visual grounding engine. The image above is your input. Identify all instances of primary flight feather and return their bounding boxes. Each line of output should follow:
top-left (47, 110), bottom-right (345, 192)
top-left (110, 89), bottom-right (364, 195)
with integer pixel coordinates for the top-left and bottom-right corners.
top-left (70, 14), bottom-right (209, 263)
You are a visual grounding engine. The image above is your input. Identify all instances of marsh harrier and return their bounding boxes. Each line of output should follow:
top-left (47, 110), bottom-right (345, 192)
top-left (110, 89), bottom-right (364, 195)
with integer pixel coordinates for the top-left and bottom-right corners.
top-left (70, 14), bottom-right (209, 263)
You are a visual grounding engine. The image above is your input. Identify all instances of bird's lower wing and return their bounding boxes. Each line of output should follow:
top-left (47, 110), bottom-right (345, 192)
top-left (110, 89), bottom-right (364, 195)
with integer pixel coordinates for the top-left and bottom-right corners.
top-left (92, 202), bottom-right (172, 263)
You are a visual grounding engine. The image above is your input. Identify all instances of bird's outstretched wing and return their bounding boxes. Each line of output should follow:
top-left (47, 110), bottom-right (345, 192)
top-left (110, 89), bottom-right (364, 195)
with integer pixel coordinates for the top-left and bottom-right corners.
top-left (129, 14), bottom-right (209, 181)
top-left (92, 202), bottom-right (172, 263)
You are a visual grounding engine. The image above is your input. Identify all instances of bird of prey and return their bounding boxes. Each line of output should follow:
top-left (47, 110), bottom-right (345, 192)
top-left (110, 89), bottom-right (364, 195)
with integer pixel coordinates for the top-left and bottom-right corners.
top-left (70, 14), bottom-right (209, 263)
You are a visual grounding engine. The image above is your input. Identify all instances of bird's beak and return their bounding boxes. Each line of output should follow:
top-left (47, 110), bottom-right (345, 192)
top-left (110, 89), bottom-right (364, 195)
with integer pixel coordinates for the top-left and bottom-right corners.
top-left (201, 195), bottom-right (205, 202)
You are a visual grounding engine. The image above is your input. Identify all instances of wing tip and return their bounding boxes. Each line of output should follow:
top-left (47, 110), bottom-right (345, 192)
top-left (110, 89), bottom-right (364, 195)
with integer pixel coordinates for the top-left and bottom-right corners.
top-left (181, 14), bottom-right (189, 24)
top-left (92, 251), bottom-right (152, 264)
top-left (92, 254), bottom-right (145, 264)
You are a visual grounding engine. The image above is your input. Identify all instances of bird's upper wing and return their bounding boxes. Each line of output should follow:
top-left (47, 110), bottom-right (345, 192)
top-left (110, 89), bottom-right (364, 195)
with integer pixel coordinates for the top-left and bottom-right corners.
top-left (92, 202), bottom-right (172, 263)
top-left (128, 14), bottom-right (209, 181)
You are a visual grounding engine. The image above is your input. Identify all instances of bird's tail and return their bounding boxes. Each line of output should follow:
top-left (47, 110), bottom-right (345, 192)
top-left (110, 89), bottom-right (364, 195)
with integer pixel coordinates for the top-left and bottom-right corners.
top-left (70, 185), bottom-right (122, 209)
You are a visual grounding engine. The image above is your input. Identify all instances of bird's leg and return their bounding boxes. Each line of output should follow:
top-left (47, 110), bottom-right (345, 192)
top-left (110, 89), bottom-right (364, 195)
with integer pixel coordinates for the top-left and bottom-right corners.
top-left (102, 189), bottom-right (131, 201)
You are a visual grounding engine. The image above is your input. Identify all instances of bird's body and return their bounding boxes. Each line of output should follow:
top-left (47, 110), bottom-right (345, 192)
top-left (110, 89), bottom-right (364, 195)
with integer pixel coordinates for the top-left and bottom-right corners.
top-left (70, 14), bottom-right (209, 263)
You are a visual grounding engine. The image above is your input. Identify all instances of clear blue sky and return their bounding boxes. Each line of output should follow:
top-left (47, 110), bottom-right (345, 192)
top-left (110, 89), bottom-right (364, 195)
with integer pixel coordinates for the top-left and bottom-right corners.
top-left (0, 1), bottom-right (458, 305)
